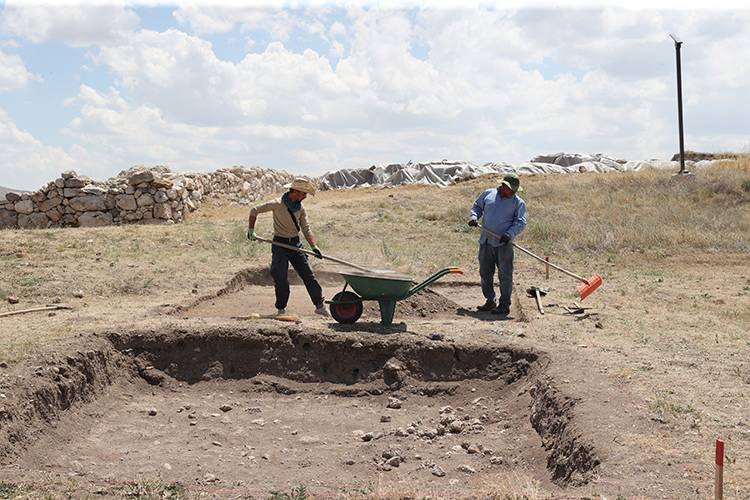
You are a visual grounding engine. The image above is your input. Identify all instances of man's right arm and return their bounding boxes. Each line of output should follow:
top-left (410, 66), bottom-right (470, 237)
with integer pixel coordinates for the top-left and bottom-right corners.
top-left (248, 200), bottom-right (276, 239)
top-left (468, 191), bottom-right (486, 225)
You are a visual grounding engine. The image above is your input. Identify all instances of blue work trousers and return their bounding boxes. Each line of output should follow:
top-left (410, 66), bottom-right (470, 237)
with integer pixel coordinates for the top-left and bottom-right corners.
top-left (478, 242), bottom-right (514, 307)
top-left (270, 238), bottom-right (324, 310)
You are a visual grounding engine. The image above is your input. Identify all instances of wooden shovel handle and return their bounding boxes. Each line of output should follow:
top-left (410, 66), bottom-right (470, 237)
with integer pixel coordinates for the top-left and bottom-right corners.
top-left (476, 224), bottom-right (588, 283)
top-left (255, 236), bottom-right (373, 273)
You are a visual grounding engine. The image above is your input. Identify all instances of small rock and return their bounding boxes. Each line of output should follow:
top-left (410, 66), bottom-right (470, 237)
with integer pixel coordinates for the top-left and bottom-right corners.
top-left (203, 473), bottom-right (218, 483)
top-left (448, 420), bottom-right (465, 433)
top-left (429, 333), bottom-right (444, 341)
top-left (595, 321), bottom-right (604, 329)
top-left (395, 427), bottom-right (409, 437)
top-left (251, 418), bottom-right (265, 426)
top-left (385, 456), bottom-right (401, 467)
top-left (386, 397), bottom-right (402, 409)
top-left (345, 459), bottom-right (355, 465)
top-left (219, 404), bottom-right (232, 412)
top-left (212, 441), bottom-right (222, 447)
top-left (147, 408), bottom-right (157, 416)
top-left (7, 296), bottom-right (19, 304)
top-left (0, 362), bottom-right (7, 369)
top-left (457, 464), bottom-right (476, 474)
top-left (430, 464), bottom-right (446, 477)
top-left (361, 432), bottom-right (375, 442)
top-left (72, 291), bottom-right (84, 299)
top-left (380, 415), bottom-right (391, 423)
top-left (489, 456), bottom-right (504, 465)
top-left (163, 463), bottom-right (172, 470)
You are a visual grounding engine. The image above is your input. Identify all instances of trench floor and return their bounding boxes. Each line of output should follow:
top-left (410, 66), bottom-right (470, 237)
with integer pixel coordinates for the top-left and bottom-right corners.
top-left (2, 376), bottom-right (554, 497)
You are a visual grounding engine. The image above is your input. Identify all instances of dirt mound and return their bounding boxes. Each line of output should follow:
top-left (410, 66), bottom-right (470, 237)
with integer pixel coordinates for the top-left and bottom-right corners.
top-left (364, 288), bottom-right (461, 319)
top-left (179, 267), bottom-right (463, 321)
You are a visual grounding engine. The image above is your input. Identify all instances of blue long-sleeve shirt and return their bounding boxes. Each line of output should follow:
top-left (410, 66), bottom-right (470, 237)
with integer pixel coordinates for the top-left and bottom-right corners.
top-left (470, 188), bottom-right (527, 246)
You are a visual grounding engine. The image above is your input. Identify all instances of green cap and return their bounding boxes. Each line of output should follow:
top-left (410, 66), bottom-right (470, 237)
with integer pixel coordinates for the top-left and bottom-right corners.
top-left (499, 173), bottom-right (523, 193)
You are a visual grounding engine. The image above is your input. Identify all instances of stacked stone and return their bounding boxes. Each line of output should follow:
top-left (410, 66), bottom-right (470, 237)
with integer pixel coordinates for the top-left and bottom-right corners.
top-left (0, 166), bottom-right (304, 230)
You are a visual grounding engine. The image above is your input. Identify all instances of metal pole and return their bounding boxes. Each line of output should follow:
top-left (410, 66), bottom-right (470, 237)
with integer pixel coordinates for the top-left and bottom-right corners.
top-left (670, 33), bottom-right (686, 174)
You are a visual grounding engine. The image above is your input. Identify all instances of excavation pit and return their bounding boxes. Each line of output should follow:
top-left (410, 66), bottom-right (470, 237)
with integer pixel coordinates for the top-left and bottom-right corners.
top-left (0, 325), bottom-right (599, 497)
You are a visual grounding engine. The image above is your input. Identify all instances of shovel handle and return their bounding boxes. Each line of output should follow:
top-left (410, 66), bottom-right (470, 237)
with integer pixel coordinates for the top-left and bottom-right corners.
top-left (255, 236), bottom-right (373, 273)
top-left (476, 224), bottom-right (588, 283)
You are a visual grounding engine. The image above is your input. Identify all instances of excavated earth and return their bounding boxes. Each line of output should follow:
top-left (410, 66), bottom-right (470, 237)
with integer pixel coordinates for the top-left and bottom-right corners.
top-left (0, 269), bottom-right (632, 498)
top-left (0, 329), bottom-right (601, 498)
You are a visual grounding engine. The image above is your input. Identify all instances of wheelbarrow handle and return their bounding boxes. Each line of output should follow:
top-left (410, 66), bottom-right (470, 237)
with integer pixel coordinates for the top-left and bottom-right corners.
top-left (255, 236), bottom-right (374, 273)
top-left (476, 224), bottom-right (588, 283)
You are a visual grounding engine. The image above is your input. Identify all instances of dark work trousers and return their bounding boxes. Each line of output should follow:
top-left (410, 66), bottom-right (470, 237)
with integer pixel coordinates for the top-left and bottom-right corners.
top-left (270, 237), bottom-right (324, 310)
top-left (478, 242), bottom-right (514, 308)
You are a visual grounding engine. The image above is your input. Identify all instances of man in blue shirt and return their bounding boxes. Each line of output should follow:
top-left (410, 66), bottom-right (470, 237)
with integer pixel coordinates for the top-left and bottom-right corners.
top-left (467, 174), bottom-right (527, 315)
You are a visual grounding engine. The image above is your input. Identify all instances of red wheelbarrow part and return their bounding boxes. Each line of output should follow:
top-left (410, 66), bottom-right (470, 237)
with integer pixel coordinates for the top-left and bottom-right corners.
top-left (329, 291), bottom-right (363, 324)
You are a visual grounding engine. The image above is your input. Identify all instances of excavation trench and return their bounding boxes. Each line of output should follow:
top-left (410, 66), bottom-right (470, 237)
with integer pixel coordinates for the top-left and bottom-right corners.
top-left (0, 325), bottom-right (599, 495)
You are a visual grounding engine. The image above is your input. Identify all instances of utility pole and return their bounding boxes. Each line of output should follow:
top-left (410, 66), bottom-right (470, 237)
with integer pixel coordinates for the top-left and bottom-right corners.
top-left (669, 33), bottom-right (689, 175)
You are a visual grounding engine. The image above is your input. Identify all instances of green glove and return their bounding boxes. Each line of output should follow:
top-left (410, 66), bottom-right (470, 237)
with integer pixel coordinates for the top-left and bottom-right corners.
top-left (247, 228), bottom-right (257, 241)
top-left (312, 246), bottom-right (323, 259)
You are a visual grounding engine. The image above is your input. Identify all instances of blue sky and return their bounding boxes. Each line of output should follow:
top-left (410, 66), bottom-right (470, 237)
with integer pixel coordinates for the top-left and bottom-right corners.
top-left (1, 1), bottom-right (749, 190)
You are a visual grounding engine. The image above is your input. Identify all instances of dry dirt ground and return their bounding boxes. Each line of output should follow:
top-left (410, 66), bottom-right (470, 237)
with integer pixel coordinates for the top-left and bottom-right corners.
top-left (0, 177), bottom-right (748, 499)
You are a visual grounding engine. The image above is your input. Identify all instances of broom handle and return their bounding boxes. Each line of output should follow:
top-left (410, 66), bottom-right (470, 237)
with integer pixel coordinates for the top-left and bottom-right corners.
top-left (255, 236), bottom-right (373, 273)
top-left (477, 225), bottom-right (588, 283)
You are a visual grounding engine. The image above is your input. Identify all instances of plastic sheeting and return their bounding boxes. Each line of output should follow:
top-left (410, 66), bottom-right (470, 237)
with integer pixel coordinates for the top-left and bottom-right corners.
top-left (320, 155), bottom-right (716, 190)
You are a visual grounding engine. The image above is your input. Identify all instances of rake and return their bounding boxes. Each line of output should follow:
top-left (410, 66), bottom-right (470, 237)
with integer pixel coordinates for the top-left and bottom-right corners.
top-left (477, 224), bottom-right (603, 300)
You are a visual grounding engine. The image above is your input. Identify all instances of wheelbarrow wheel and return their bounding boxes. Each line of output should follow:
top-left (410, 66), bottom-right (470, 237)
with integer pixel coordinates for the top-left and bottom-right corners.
top-left (330, 291), bottom-right (363, 324)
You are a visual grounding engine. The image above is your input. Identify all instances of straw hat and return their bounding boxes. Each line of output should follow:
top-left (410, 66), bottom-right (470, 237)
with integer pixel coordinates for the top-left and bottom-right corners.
top-left (284, 178), bottom-right (317, 195)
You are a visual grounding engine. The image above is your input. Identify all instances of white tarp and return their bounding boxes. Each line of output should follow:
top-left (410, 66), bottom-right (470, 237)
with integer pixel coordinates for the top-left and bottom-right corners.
top-left (320, 154), bottom-right (716, 190)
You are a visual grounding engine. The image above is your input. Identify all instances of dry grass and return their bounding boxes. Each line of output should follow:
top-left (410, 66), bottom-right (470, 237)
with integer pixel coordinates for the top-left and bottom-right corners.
top-left (1, 159), bottom-right (747, 314)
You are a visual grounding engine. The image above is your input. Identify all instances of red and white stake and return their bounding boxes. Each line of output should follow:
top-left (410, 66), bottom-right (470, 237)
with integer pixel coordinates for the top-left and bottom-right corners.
top-left (715, 438), bottom-right (724, 500)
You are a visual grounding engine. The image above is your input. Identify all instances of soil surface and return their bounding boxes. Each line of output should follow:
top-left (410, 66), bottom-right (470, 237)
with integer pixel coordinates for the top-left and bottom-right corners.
top-left (0, 255), bottom-right (748, 499)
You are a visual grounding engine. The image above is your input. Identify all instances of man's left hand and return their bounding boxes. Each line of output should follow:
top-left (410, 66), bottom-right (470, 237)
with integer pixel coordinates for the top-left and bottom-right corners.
top-left (312, 246), bottom-right (323, 259)
top-left (499, 233), bottom-right (511, 244)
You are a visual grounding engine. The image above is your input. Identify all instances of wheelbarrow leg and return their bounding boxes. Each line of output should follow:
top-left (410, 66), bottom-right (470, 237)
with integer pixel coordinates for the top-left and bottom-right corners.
top-left (378, 299), bottom-right (397, 325)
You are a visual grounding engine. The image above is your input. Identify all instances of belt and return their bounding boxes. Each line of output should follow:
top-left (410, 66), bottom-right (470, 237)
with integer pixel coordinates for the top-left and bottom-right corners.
top-left (273, 235), bottom-right (300, 244)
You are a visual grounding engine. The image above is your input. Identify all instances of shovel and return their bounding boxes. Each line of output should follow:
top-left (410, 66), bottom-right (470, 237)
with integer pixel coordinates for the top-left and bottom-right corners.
top-left (254, 235), bottom-right (380, 274)
top-left (476, 224), bottom-right (602, 300)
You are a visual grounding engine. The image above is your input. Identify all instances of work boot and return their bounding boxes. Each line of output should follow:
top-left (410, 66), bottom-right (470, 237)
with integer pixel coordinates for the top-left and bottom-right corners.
top-left (491, 305), bottom-right (510, 316)
top-left (477, 300), bottom-right (496, 312)
top-left (314, 306), bottom-right (330, 317)
top-left (276, 308), bottom-right (286, 315)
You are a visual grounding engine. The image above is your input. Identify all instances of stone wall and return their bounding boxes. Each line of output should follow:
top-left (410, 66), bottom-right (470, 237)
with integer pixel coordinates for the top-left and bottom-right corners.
top-left (0, 166), bottom-right (300, 230)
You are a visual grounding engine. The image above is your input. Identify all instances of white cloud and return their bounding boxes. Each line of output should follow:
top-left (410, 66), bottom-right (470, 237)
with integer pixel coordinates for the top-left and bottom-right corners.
top-left (0, 2), bottom-right (139, 47)
top-left (6, 4), bottom-right (748, 191)
top-left (173, 4), bottom-right (295, 39)
top-left (0, 49), bottom-right (39, 91)
top-left (0, 107), bottom-right (76, 191)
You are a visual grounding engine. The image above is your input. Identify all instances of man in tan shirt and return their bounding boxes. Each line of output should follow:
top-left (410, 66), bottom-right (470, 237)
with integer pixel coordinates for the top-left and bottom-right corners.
top-left (247, 178), bottom-right (328, 316)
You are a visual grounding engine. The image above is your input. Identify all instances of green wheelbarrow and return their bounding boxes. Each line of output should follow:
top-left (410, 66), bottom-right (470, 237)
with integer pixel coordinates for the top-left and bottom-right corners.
top-left (326, 267), bottom-right (464, 325)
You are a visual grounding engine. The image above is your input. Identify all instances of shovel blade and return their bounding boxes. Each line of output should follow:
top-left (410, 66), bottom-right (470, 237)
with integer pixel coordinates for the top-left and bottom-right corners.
top-left (578, 275), bottom-right (603, 300)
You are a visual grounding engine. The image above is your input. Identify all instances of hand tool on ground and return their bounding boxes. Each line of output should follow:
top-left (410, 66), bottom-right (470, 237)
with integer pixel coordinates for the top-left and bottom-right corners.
top-left (232, 313), bottom-right (301, 323)
top-left (0, 304), bottom-right (72, 318)
top-left (254, 235), bottom-right (376, 273)
top-left (526, 286), bottom-right (548, 314)
top-left (476, 224), bottom-right (603, 300)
